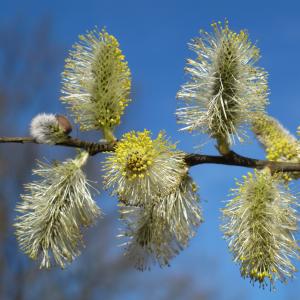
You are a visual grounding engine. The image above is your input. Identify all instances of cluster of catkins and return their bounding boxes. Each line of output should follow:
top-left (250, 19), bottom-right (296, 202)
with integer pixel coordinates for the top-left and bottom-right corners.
top-left (15, 21), bottom-right (300, 289)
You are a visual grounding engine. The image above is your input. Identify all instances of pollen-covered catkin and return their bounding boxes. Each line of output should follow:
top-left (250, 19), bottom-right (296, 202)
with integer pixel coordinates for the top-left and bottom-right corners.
top-left (103, 130), bottom-right (203, 269)
top-left (222, 169), bottom-right (300, 289)
top-left (252, 112), bottom-right (300, 180)
top-left (15, 151), bottom-right (101, 268)
top-left (61, 28), bottom-right (131, 140)
top-left (177, 21), bottom-right (268, 146)
top-left (103, 130), bottom-right (187, 206)
top-left (118, 175), bottom-right (203, 270)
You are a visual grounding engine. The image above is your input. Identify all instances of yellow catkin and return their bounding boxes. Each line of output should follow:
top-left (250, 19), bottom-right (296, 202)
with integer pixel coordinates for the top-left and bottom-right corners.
top-left (61, 28), bottom-right (131, 134)
top-left (222, 169), bottom-right (299, 289)
top-left (177, 20), bottom-right (268, 145)
top-left (252, 113), bottom-right (300, 181)
top-left (103, 130), bottom-right (187, 206)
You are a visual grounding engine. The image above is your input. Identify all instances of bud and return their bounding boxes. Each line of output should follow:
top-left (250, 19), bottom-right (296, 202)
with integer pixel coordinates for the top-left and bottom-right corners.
top-left (55, 114), bottom-right (72, 134)
top-left (30, 113), bottom-right (71, 144)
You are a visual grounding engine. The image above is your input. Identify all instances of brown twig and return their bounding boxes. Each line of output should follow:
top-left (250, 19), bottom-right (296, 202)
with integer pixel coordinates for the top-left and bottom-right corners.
top-left (0, 136), bottom-right (116, 155)
top-left (1, 136), bottom-right (300, 173)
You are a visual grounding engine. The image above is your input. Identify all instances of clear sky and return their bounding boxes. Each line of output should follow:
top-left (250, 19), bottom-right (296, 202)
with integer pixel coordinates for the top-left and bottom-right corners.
top-left (2, 0), bottom-right (300, 299)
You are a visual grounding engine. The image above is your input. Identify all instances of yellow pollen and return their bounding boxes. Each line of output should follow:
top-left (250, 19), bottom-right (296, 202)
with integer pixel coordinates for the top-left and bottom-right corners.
top-left (113, 130), bottom-right (156, 180)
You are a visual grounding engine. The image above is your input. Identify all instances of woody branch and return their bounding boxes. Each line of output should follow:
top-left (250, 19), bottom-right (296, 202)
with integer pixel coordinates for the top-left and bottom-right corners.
top-left (1, 136), bottom-right (300, 173)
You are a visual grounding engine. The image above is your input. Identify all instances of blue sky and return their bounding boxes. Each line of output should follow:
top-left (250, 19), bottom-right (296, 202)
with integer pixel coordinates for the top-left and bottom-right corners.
top-left (2, 0), bottom-right (300, 299)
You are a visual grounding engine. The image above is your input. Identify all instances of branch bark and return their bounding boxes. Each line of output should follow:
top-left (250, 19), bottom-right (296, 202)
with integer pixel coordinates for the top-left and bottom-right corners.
top-left (1, 136), bottom-right (300, 173)
top-left (0, 136), bottom-right (116, 155)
